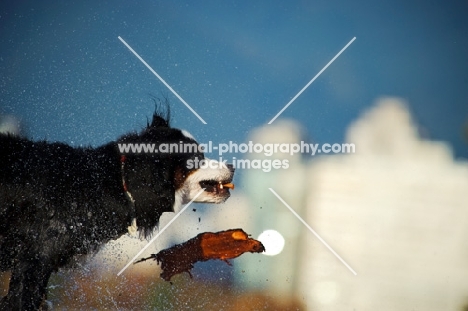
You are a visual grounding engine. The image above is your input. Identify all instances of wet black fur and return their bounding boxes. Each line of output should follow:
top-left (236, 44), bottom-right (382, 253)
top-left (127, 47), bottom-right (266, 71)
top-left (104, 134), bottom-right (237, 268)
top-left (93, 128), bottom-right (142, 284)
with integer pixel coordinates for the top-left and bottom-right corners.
top-left (0, 111), bottom-right (203, 310)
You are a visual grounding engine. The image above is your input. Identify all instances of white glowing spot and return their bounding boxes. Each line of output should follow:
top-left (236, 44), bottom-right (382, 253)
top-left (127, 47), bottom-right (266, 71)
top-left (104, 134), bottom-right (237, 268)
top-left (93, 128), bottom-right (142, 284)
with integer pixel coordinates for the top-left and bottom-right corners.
top-left (258, 230), bottom-right (285, 256)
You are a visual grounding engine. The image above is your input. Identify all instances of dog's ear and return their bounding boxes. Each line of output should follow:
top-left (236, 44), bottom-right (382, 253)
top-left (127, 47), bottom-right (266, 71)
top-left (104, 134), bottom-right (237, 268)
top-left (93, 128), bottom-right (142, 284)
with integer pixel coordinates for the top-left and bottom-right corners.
top-left (148, 97), bottom-right (171, 129)
top-left (149, 113), bottom-right (170, 128)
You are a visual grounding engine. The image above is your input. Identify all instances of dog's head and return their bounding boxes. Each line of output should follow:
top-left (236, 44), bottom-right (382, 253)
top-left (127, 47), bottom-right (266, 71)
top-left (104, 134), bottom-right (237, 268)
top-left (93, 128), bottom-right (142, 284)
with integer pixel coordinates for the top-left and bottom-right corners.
top-left (176, 153), bottom-right (235, 206)
top-left (117, 110), bottom-right (234, 234)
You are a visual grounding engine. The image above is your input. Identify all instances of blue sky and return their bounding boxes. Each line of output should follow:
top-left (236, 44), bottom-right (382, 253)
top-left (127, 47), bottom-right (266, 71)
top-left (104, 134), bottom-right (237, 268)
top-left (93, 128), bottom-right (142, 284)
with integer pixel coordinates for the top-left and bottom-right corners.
top-left (1, 0), bottom-right (467, 158)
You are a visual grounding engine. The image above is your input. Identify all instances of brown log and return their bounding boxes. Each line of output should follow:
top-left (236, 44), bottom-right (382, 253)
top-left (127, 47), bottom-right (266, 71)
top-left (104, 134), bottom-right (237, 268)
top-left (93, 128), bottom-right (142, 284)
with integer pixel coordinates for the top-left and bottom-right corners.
top-left (135, 229), bottom-right (265, 281)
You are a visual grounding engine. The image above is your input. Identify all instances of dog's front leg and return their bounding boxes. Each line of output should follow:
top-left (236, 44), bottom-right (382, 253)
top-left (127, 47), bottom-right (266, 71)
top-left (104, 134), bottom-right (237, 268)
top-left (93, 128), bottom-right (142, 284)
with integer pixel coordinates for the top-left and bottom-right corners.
top-left (0, 258), bottom-right (54, 310)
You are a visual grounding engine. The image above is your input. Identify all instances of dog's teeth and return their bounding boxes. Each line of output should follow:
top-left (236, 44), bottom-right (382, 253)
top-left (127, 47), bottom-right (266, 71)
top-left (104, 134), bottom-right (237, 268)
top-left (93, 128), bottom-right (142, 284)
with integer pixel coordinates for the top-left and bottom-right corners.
top-left (219, 182), bottom-right (223, 189)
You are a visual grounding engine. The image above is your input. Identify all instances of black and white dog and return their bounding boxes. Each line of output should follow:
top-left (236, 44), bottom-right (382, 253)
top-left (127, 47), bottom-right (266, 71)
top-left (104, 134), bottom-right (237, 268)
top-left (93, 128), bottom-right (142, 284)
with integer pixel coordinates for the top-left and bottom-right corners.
top-left (0, 109), bottom-right (234, 310)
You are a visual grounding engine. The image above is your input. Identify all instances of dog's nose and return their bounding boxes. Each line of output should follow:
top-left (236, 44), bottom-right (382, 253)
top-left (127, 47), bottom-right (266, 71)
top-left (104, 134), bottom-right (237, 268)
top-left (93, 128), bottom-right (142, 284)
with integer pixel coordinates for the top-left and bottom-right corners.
top-left (227, 163), bottom-right (235, 173)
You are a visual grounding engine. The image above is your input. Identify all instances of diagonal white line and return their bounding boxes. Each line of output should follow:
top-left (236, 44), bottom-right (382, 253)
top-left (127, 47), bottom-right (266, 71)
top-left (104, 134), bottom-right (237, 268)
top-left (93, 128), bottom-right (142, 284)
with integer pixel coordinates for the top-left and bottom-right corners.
top-left (268, 188), bottom-right (357, 275)
top-left (118, 36), bottom-right (207, 124)
top-left (117, 188), bottom-right (205, 276)
top-left (268, 37), bottom-right (356, 124)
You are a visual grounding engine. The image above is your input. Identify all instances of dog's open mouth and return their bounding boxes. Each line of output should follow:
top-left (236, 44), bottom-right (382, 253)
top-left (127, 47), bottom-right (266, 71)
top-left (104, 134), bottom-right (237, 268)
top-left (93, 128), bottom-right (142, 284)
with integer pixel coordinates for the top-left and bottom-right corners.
top-left (199, 180), bottom-right (235, 194)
